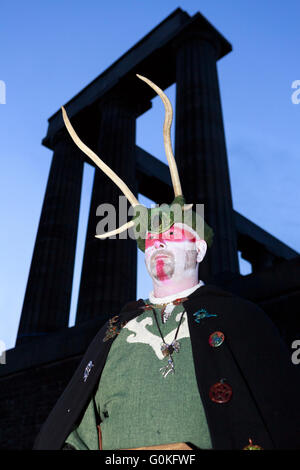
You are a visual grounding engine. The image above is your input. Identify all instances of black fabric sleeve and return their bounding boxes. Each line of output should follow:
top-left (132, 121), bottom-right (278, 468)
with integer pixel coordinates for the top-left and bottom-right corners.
top-left (62, 443), bottom-right (76, 450)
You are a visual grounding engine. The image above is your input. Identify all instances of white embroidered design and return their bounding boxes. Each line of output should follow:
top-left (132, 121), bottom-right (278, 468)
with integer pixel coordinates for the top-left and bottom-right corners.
top-left (124, 312), bottom-right (190, 360)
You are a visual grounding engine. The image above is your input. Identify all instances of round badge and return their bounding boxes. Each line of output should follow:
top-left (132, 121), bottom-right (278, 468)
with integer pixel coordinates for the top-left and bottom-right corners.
top-left (209, 381), bottom-right (232, 403)
top-left (209, 331), bottom-right (225, 348)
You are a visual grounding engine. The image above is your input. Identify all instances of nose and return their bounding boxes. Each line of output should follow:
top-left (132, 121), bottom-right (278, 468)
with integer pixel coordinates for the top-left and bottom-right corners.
top-left (154, 239), bottom-right (165, 249)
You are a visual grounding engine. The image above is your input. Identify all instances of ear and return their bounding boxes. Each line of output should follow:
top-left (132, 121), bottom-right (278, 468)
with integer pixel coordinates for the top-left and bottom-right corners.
top-left (195, 239), bottom-right (207, 263)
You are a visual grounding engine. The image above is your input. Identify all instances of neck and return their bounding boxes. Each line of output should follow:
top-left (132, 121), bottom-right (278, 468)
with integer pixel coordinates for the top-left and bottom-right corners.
top-left (149, 279), bottom-right (204, 305)
top-left (152, 274), bottom-right (199, 299)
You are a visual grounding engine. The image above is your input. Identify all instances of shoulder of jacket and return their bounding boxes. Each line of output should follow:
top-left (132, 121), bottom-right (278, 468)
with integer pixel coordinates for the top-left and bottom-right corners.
top-left (120, 298), bottom-right (145, 313)
top-left (188, 284), bottom-right (266, 322)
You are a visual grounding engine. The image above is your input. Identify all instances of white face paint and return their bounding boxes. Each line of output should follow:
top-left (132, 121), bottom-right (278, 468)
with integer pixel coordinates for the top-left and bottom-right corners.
top-left (144, 223), bottom-right (207, 296)
top-left (145, 239), bottom-right (197, 283)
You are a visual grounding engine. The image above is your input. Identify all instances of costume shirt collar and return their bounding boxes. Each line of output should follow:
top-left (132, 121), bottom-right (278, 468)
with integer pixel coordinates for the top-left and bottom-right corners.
top-left (148, 280), bottom-right (205, 305)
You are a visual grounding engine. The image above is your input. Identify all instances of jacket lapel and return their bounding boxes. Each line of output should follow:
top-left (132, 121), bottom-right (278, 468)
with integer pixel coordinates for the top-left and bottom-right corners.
top-left (183, 285), bottom-right (274, 450)
top-left (34, 300), bottom-right (145, 450)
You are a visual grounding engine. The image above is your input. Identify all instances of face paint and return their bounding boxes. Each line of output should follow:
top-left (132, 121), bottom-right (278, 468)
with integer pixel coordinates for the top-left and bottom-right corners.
top-left (184, 250), bottom-right (198, 270)
top-left (149, 250), bottom-right (175, 281)
top-left (145, 224), bottom-right (199, 286)
top-left (145, 225), bottom-right (197, 250)
top-left (156, 259), bottom-right (168, 281)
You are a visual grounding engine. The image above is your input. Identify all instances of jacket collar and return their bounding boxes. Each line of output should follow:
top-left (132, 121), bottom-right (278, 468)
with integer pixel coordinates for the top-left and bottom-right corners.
top-left (121, 284), bottom-right (233, 320)
top-left (187, 283), bottom-right (234, 300)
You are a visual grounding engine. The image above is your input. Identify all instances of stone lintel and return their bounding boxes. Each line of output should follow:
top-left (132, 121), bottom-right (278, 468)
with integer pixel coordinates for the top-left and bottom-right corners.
top-left (136, 148), bottom-right (298, 263)
top-left (215, 256), bottom-right (300, 303)
top-left (235, 212), bottom-right (298, 261)
top-left (42, 9), bottom-right (232, 149)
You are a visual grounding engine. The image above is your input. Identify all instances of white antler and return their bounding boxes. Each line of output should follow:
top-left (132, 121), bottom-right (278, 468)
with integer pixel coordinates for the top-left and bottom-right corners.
top-left (136, 74), bottom-right (183, 198)
top-left (61, 106), bottom-right (140, 208)
top-left (95, 220), bottom-right (135, 239)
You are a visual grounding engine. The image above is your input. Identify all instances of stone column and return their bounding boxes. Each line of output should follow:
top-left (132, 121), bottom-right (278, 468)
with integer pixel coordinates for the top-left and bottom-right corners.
top-left (16, 132), bottom-right (84, 345)
top-left (174, 32), bottom-right (239, 281)
top-left (75, 95), bottom-right (138, 324)
top-left (240, 244), bottom-right (276, 273)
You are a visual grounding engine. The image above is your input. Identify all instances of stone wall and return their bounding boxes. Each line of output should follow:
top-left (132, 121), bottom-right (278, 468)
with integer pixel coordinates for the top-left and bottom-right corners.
top-left (0, 357), bottom-right (80, 449)
top-left (0, 317), bottom-right (103, 450)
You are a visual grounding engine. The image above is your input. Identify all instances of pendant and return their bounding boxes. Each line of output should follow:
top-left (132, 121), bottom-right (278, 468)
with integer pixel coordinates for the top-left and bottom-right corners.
top-left (161, 340), bottom-right (180, 357)
top-left (159, 340), bottom-right (180, 377)
top-left (160, 357), bottom-right (175, 378)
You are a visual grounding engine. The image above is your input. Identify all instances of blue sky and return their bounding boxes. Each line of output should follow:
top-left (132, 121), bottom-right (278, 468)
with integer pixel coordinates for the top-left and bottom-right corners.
top-left (0, 0), bottom-right (299, 350)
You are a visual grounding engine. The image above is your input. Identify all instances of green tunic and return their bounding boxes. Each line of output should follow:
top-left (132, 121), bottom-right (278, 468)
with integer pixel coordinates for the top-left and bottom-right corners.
top-left (65, 301), bottom-right (212, 450)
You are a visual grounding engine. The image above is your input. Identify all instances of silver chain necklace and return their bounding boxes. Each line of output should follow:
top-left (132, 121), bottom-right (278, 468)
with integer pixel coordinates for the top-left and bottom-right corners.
top-left (152, 307), bottom-right (185, 378)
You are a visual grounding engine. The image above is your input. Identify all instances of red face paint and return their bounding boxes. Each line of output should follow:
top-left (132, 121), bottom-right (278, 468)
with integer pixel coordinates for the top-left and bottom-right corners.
top-left (145, 225), bottom-right (197, 250)
top-left (156, 258), bottom-right (169, 281)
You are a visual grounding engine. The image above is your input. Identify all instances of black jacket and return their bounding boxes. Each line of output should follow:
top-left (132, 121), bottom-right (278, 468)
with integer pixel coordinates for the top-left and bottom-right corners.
top-left (33, 285), bottom-right (300, 450)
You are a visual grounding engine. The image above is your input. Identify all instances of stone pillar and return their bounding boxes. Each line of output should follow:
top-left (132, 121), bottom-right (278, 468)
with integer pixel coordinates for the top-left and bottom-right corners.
top-left (241, 244), bottom-right (276, 273)
top-left (174, 32), bottom-right (239, 280)
top-left (75, 95), bottom-right (138, 324)
top-left (17, 133), bottom-right (84, 345)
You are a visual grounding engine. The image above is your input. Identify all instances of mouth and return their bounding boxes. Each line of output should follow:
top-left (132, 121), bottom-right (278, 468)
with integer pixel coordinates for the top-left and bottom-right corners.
top-left (147, 250), bottom-right (175, 280)
top-left (154, 254), bottom-right (169, 259)
top-left (149, 249), bottom-right (174, 267)
top-left (152, 253), bottom-right (172, 264)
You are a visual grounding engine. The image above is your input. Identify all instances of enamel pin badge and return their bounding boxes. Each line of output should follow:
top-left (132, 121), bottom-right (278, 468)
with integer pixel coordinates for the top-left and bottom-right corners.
top-left (103, 315), bottom-right (127, 342)
top-left (193, 308), bottom-right (217, 324)
top-left (83, 361), bottom-right (94, 382)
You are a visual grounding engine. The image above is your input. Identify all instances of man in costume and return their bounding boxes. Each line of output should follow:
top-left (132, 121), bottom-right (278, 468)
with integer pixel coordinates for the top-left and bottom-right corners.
top-left (34, 76), bottom-right (300, 450)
